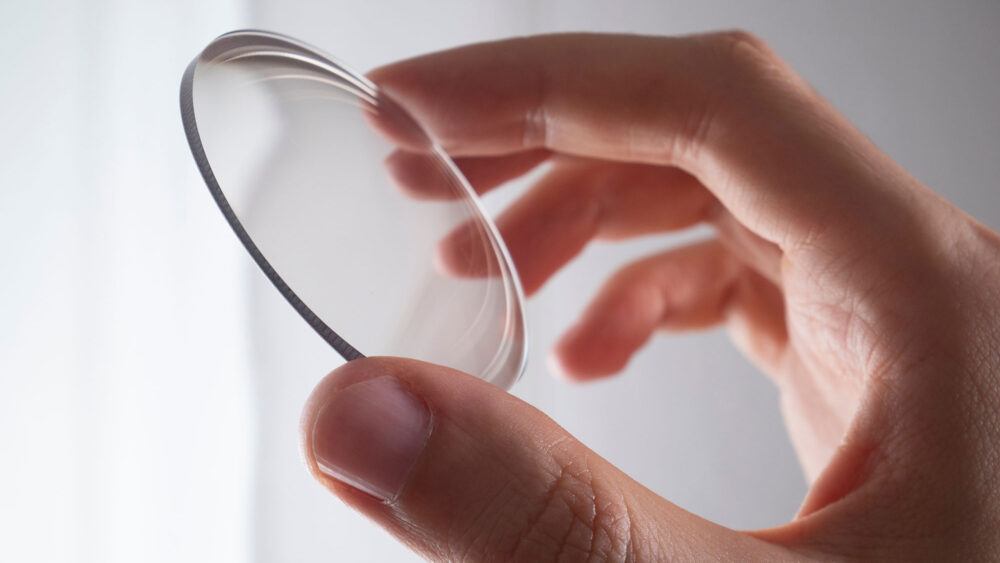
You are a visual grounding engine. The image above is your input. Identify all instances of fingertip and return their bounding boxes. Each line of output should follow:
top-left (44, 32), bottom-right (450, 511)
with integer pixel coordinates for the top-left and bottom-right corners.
top-left (299, 358), bottom-right (388, 498)
top-left (433, 220), bottom-right (492, 278)
top-left (366, 60), bottom-right (415, 92)
top-left (546, 346), bottom-right (614, 383)
top-left (545, 347), bottom-right (583, 383)
top-left (383, 150), bottom-right (451, 200)
top-left (553, 272), bottom-right (673, 381)
top-left (550, 324), bottom-right (629, 381)
top-left (299, 359), bottom-right (394, 453)
top-left (361, 91), bottom-right (434, 153)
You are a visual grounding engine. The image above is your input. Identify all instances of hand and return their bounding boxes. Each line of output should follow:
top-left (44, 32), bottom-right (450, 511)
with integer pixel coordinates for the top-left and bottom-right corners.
top-left (300, 32), bottom-right (1000, 560)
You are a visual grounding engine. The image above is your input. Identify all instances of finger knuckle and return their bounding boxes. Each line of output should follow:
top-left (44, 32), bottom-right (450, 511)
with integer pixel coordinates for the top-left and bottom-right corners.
top-left (718, 29), bottom-right (768, 51)
top-left (695, 29), bottom-right (790, 97)
top-left (712, 29), bottom-right (775, 71)
top-left (669, 30), bottom-right (783, 163)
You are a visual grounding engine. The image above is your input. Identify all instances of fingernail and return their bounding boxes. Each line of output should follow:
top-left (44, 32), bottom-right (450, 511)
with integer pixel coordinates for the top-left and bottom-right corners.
top-left (312, 376), bottom-right (431, 501)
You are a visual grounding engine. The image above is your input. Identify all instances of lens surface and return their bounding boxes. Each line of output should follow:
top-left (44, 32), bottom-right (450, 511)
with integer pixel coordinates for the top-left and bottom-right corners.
top-left (181, 31), bottom-right (526, 389)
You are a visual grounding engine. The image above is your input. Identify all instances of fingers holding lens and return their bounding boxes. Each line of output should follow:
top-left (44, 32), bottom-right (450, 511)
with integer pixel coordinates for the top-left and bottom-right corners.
top-left (425, 156), bottom-right (790, 378)
top-left (371, 33), bottom-right (939, 259)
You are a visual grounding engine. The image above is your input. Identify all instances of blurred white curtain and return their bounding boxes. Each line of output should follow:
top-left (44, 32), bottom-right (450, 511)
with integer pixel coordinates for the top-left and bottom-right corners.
top-left (0, 1), bottom-right (251, 562)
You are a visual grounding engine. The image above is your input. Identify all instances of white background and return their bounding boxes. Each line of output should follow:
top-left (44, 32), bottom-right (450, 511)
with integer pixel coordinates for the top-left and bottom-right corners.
top-left (1, 1), bottom-right (998, 562)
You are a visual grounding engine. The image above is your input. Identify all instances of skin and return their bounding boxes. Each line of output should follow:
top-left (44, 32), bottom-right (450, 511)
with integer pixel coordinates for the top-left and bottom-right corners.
top-left (300, 32), bottom-right (1000, 561)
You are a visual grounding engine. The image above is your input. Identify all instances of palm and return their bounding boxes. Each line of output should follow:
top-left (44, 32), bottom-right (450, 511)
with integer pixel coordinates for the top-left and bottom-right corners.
top-left (734, 256), bottom-right (866, 481)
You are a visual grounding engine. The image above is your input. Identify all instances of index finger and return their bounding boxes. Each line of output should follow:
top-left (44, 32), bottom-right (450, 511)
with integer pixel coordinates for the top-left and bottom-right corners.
top-left (369, 32), bottom-right (931, 253)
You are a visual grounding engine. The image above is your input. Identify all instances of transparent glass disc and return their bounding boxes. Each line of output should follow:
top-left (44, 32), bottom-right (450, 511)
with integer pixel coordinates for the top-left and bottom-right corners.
top-left (180, 30), bottom-right (527, 389)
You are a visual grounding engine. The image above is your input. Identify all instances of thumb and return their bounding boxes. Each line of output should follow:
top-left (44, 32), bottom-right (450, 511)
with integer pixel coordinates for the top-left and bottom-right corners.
top-left (300, 357), bottom-right (789, 561)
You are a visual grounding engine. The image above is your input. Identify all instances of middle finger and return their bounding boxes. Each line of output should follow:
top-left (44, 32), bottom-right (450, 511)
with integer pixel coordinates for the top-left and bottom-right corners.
top-left (438, 159), bottom-right (713, 295)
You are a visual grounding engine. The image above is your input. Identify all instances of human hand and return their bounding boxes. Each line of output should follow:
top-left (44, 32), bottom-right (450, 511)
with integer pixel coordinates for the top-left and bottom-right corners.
top-left (300, 32), bottom-right (1000, 561)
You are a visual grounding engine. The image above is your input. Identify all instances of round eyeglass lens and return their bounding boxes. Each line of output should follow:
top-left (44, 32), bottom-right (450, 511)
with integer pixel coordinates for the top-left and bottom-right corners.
top-left (181, 30), bottom-right (527, 389)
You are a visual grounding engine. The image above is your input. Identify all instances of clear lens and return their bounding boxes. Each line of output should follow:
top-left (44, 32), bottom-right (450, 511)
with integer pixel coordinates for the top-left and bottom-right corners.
top-left (181, 31), bottom-right (526, 389)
